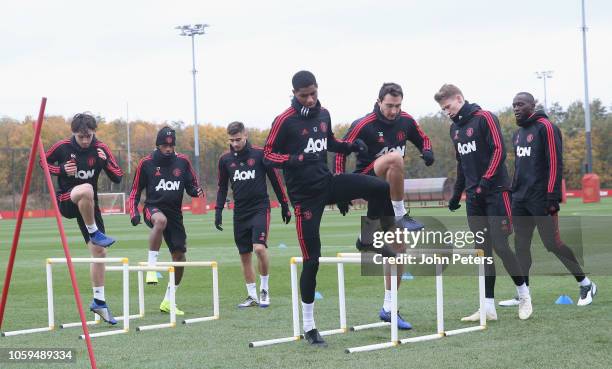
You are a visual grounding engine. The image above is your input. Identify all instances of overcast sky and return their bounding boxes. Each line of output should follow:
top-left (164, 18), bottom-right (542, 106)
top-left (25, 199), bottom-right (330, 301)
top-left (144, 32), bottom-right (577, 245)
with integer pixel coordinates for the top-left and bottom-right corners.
top-left (1, 0), bottom-right (611, 128)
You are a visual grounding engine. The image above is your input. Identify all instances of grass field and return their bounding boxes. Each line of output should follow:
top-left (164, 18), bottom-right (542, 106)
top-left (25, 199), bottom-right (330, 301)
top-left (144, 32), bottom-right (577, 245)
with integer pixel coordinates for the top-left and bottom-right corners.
top-left (1, 198), bottom-right (610, 369)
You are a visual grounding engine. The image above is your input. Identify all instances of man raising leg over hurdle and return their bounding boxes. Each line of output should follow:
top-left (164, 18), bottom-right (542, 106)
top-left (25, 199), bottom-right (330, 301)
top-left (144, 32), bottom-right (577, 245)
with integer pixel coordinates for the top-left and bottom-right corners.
top-left (128, 127), bottom-right (204, 315)
top-left (335, 82), bottom-right (433, 330)
top-left (42, 113), bottom-right (123, 324)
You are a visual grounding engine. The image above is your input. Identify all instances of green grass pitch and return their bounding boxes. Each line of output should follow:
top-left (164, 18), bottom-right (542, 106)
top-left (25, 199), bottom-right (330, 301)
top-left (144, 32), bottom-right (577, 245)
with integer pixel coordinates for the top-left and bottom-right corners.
top-left (1, 198), bottom-right (610, 368)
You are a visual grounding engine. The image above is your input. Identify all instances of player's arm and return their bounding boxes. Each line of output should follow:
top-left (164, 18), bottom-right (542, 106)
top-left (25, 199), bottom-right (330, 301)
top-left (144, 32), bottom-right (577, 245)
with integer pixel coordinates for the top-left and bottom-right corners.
top-left (333, 120), bottom-right (358, 174)
top-left (263, 115), bottom-right (297, 168)
top-left (183, 156), bottom-right (203, 198)
top-left (478, 111), bottom-right (505, 191)
top-left (214, 157), bottom-right (229, 231)
top-left (540, 120), bottom-right (563, 213)
top-left (406, 118), bottom-right (434, 166)
top-left (326, 118), bottom-right (366, 155)
top-left (97, 143), bottom-right (124, 183)
top-left (40, 141), bottom-right (68, 176)
top-left (266, 165), bottom-right (291, 224)
top-left (128, 159), bottom-right (147, 226)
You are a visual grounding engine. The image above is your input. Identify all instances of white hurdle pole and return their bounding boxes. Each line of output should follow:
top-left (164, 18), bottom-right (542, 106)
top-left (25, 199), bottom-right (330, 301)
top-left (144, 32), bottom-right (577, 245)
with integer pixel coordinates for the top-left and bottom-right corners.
top-left (249, 255), bottom-right (361, 348)
top-left (137, 261), bottom-right (219, 324)
top-left (1, 257), bottom-right (128, 338)
top-left (136, 266), bottom-right (176, 332)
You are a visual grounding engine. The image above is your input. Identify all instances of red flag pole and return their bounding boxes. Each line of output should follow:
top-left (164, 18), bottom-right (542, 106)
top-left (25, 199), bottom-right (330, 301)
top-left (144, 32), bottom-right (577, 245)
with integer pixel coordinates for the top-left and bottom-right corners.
top-left (0, 98), bottom-right (98, 369)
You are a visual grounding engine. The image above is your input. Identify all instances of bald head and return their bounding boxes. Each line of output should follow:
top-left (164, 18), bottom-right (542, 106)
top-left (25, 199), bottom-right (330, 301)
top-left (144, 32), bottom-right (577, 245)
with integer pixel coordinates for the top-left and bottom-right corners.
top-left (512, 92), bottom-right (536, 123)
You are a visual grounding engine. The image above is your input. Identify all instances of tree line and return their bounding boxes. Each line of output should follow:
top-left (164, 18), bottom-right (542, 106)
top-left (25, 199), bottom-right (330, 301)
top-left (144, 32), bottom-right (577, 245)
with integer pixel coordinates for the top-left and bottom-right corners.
top-left (0, 99), bottom-right (609, 211)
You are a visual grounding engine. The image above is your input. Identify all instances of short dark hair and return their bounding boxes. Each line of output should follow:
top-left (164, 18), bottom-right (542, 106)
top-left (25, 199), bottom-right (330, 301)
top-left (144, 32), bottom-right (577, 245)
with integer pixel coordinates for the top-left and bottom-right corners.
top-left (71, 113), bottom-right (97, 133)
top-left (292, 70), bottom-right (317, 90)
top-left (227, 121), bottom-right (245, 135)
top-left (515, 92), bottom-right (535, 104)
top-left (378, 82), bottom-right (403, 101)
top-left (434, 84), bottom-right (463, 103)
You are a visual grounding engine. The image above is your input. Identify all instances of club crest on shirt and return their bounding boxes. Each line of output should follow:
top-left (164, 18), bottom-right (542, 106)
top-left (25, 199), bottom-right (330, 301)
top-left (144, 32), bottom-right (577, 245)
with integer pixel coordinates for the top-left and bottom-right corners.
top-left (527, 133), bottom-right (534, 143)
top-left (247, 158), bottom-right (256, 167)
top-left (396, 131), bottom-right (406, 142)
top-left (303, 210), bottom-right (312, 221)
top-left (173, 168), bottom-right (182, 177)
top-left (466, 127), bottom-right (474, 137)
top-left (320, 122), bottom-right (327, 133)
top-left (87, 156), bottom-right (96, 167)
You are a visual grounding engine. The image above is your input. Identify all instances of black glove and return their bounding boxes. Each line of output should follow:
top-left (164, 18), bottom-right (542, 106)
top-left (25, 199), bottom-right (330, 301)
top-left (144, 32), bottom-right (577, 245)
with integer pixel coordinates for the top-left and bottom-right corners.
top-left (350, 139), bottom-right (368, 154)
top-left (281, 203), bottom-right (292, 224)
top-left (337, 201), bottom-right (352, 216)
top-left (214, 210), bottom-right (223, 231)
top-left (546, 195), bottom-right (560, 215)
top-left (448, 195), bottom-right (461, 212)
top-left (131, 214), bottom-right (141, 226)
top-left (422, 150), bottom-right (435, 166)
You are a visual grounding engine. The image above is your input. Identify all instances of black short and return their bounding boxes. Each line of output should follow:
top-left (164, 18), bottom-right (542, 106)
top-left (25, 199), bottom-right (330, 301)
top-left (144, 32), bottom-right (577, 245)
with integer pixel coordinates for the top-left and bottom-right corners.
top-left (233, 208), bottom-right (270, 254)
top-left (143, 205), bottom-right (187, 253)
top-left (57, 191), bottom-right (105, 245)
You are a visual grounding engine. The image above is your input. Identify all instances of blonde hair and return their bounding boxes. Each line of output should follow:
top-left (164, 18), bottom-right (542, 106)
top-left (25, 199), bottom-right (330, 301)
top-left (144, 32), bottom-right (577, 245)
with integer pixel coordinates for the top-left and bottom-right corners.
top-left (434, 84), bottom-right (463, 103)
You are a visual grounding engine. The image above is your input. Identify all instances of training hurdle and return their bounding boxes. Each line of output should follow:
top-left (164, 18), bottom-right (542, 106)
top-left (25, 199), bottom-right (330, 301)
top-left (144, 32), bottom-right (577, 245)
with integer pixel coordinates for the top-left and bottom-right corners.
top-left (249, 255), bottom-right (364, 347)
top-left (138, 261), bottom-right (219, 324)
top-left (61, 265), bottom-right (177, 335)
top-left (249, 249), bottom-right (486, 353)
top-left (1, 258), bottom-right (130, 339)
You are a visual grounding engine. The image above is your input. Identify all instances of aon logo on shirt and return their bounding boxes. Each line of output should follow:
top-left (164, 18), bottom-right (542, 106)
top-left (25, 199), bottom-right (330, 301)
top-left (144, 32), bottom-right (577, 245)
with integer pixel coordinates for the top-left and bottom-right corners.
top-left (304, 138), bottom-right (327, 153)
top-left (76, 169), bottom-right (95, 179)
top-left (457, 141), bottom-right (477, 155)
top-left (155, 179), bottom-right (181, 191)
top-left (516, 146), bottom-right (531, 157)
top-left (376, 145), bottom-right (406, 157)
top-left (233, 170), bottom-right (255, 181)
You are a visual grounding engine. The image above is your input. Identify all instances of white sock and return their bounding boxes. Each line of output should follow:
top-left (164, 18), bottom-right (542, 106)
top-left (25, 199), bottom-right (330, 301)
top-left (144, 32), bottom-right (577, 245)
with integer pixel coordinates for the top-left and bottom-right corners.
top-left (485, 298), bottom-right (495, 311)
top-left (147, 250), bottom-right (159, 266)
top-left (392, 200), bottom-right (407, 218)
top-left (260, 275), bottom-right (269, 291)
top-left (86, 223), bottom-right (98, 234)
top-left (516, 283), bottom-right (530, 297)
top-left (246, 283), bottom-right (257, 300)
top-left (579, 276), bottom-right (591, 287)
top-left (93, 286), bottom-right (105, 302)
top-left (164, 283), bottom-right (178, 301)
top-left (382, 289), bottom-right (393, 312)
top-left (302, 302), bottom-right (316, 332)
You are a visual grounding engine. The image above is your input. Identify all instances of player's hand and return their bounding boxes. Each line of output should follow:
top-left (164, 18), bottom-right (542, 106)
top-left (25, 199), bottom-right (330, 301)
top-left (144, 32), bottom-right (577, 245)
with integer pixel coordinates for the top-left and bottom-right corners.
top-left (422, 150), bottom-right (435, 166)
top-left (196, 187), bottom-right (204, 197)
top-left (350, 139), bottom-right (368, 154)
top-left (97, 148), bottom-right (107, 162)
top-left (281, 203), bottom-right (292, 224)
top-left (214, 211), bottom-right (223, 231)
top-left (337, 200), bottom-right (352, 216)
top-left (448, 195), bottom-right (461, 212)
top-left (473, 178), bottom-right (492, 204)
top-left (131, 214), bottom-right (141, 226)
top-left (64, 161), bottom-right (77, 176)
top-left (546, 196), bottom-right (560, 215)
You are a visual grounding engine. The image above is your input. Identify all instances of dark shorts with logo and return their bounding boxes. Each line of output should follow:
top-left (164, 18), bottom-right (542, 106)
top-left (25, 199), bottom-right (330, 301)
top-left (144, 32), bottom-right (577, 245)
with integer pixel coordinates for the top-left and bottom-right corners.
top-left (233, 208), bottom-right (270, 254)
top-left (143, 205), bottom-right (187, 253)
top-left (57, 188), bottom-right (105, 245)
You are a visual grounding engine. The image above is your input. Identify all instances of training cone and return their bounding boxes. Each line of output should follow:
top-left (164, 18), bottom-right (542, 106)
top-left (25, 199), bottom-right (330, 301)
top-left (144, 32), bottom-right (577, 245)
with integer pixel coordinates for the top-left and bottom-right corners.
top-left (401, 272), bottom-right (414, 281)
top-left (278, 243), bottom-right (287, 249)
top-left (157, 272), bottom-right (163, 279)
top-left (555, 295), bottom-right (573, 305)
top-left (314, 291), bottom-right (323, 300)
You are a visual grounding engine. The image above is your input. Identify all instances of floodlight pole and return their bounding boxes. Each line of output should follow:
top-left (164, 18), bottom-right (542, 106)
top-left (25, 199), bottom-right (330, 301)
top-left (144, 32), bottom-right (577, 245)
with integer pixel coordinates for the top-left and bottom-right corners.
top-left (535, 71), bottom-right (553, 113)
top-left (580, 0), bottom-right (593, 173)
top-left (176, 24), bottom-right (209, 181)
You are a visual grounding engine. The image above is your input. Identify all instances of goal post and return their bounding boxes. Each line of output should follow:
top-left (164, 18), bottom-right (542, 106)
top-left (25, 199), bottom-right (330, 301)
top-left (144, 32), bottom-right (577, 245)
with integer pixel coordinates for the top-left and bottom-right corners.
top-left (97, 192), bottom-right (126, 215)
